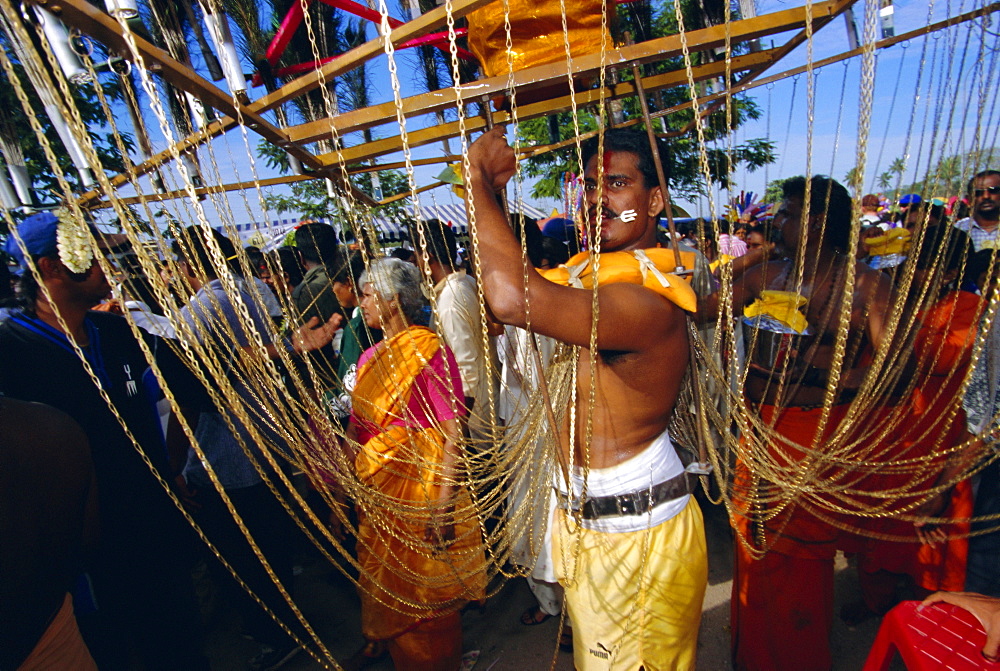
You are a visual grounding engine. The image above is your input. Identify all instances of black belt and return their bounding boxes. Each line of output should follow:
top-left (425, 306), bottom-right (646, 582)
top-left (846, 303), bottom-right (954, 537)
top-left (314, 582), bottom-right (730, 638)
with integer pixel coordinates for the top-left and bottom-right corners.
top-left (557, 470), bottom-right (692, 520)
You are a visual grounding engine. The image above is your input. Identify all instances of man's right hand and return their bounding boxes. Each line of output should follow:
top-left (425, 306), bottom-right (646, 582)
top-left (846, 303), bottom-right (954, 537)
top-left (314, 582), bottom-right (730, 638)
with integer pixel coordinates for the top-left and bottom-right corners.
top-left (467, 126), bottom-right (516, 192)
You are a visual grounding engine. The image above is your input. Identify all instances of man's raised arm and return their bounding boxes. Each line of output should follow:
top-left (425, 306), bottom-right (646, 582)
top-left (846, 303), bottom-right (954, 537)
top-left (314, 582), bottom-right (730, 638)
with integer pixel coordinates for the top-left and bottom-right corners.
top-left (465, 128), bottom-right (681, 352)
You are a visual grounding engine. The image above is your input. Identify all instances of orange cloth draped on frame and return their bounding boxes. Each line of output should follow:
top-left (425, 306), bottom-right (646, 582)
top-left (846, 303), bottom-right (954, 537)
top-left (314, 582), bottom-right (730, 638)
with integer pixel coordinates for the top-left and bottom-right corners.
top-left (467, 0), bottom-right (612, 78)
top-left (351, 327), bottom-right (487, 657)
top-left (540, 248), bottom-right (698, 313)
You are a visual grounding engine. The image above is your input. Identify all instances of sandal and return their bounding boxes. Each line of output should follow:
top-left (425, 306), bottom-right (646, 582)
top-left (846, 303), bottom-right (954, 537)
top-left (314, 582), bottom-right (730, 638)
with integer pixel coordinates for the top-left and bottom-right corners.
top-left (339, 640), bottom-right (388, 671)
top-left (559, 627), bottom-right (573, 653)
top-left (520, 606), bottom-right (554, 626)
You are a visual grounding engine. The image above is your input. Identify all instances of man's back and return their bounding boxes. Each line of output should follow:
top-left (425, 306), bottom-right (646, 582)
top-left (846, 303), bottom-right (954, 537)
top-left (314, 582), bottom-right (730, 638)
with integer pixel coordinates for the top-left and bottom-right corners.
top-left (0, 397), bottom-right (94, 670)
top-left (0, 311), bottom-right (177, 534)
top-left (738, 255), bottom-right (893, 407)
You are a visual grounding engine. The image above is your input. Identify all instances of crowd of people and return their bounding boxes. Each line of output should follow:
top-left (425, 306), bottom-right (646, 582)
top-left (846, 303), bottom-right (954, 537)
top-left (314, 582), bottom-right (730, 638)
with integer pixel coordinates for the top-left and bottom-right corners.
top-left (1, 128), bottom-right (999, 671)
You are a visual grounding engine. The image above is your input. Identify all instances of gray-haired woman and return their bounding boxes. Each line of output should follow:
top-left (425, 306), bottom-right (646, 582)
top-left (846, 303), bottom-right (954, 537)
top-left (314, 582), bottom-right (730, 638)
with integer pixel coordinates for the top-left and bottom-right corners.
top-left (345, 257), bottom-right (486, 671)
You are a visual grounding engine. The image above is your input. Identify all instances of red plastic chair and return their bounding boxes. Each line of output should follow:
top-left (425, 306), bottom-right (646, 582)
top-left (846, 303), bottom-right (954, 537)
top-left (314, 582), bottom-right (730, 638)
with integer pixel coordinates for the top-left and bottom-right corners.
top-left (863, 600), bottom-right (998, 670)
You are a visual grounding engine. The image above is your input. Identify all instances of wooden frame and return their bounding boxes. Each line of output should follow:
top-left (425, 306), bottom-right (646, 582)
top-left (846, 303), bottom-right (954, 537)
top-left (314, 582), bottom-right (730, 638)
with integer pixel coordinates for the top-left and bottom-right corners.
top-left (25, 0), bottom-right (988, 211)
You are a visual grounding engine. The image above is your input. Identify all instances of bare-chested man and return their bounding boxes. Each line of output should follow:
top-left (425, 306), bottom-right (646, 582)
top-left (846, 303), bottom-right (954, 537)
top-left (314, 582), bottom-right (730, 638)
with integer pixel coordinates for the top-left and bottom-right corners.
top-left (467, 126), bottom-right (707, 671)
top-left (720, 176), bottom-right (895, 671)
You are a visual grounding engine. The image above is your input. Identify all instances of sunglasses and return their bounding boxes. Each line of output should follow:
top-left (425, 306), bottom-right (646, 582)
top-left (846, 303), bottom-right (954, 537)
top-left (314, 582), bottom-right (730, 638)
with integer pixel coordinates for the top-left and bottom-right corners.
top-left (974, 185), bottom-right (1000, 197)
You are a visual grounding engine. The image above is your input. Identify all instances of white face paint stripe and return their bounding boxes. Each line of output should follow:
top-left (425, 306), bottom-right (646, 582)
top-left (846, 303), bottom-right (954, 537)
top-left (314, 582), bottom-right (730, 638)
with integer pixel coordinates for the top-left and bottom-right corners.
top-left (620, 209), bottom-right (637, 223)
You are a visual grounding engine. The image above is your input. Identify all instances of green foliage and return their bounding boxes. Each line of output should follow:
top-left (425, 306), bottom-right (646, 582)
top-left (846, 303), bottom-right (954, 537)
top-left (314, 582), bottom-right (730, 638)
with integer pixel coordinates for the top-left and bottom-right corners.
top-left (261, 163), bottom-right (411, 237)
top-left (893, 147), bottom-right (999, 199)
top-left (0, 60), bottom-right (133, 214)
top-left (517, 0), bottom-right (773, 202)
top-left (763, 178), bottom-right (785, 204)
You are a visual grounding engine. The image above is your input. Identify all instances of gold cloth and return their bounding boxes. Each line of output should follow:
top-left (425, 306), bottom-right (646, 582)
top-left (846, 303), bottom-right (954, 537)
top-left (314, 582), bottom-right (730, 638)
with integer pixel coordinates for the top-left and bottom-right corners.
top-left (467, 0), bottom-right (613, 78)
top-left (864, 227), bottom-right (911, 256)
top-left (744, 289), bottom-right (810, 334)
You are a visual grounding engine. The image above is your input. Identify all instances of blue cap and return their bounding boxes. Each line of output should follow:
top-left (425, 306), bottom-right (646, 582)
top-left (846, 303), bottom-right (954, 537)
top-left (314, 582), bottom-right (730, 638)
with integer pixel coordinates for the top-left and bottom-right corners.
top-left (4, 212), bottom-right (60, 267)
top-left (541, 217), bottom-right (575, 242)
top-left (898, 194), bottom-right (922, 206)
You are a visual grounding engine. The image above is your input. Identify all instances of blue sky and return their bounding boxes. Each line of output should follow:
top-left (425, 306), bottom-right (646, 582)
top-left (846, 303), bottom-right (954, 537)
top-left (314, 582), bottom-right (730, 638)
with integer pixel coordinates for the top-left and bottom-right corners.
top-left (92, 0), bottom-right (999, 231)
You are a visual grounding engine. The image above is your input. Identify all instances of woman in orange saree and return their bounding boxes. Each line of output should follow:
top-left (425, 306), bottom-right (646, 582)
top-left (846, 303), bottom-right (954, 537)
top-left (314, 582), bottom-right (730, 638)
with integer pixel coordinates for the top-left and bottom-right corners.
top-left (347, 258), bottom-right (486, 671)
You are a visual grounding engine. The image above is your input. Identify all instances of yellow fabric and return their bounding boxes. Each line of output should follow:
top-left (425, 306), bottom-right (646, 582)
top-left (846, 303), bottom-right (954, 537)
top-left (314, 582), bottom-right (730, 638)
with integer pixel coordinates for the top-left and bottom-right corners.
top-left (540, 248), bottom-right (698, 313)
top-left (467, 0), bottom-right (612, 78)
top-left (553, 498), bottom-right (707, 671)
top-left (352, 326), bottom-right (440, 479)
top-left (864, 228), bottom-right (911, 255)
top-left (743, 289), bottom-right (810, 334)
top-left (351, 326), bottom-right (487, 642)
top-left (708, 253), bottom-right (735, 273)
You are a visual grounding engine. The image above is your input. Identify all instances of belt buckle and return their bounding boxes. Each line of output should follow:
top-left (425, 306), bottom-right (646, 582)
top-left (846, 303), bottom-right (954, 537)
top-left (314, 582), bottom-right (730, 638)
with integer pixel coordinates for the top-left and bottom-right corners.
top-left (617, 491), bottom-right (640, 516)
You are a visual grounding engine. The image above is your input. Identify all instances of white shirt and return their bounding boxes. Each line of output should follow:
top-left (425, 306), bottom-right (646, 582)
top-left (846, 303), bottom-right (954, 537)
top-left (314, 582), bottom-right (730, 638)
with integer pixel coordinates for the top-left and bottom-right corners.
top-left (124, 300), bottom-right (176, 339)
top-left (431, 270), bottom-right (497, 421)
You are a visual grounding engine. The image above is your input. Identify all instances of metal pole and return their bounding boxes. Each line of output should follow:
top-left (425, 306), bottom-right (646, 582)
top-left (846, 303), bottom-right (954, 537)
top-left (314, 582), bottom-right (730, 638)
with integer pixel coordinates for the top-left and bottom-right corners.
top-left (631, 63), bottom-right (713, 477)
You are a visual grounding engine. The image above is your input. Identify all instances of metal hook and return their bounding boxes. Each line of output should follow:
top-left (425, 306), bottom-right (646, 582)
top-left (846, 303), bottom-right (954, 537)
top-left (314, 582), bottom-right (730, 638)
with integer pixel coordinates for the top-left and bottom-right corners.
top-left (69, 30), bottom-right (94, 58)
top-left (109, 55), bottom-right (131, 77)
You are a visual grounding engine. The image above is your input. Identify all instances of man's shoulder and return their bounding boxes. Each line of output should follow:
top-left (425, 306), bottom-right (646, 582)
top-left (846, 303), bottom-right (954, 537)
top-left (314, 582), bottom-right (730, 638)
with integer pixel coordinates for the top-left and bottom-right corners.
top-left (302, 264), bottom-right (329, 285)
top-left (438, 272), bottom-right (478, 304)
top-left (740, 257), bottom-right (789, 287)
top-left (86, 309), bottom-right (131, 330)
top-left (954, 217), bottom-right (974, 230)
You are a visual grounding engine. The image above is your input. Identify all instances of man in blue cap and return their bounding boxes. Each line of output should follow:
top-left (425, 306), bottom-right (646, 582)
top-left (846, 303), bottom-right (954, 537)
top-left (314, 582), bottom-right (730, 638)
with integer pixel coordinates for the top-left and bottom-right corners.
top-left (0, 211), bottom-right (213, 670)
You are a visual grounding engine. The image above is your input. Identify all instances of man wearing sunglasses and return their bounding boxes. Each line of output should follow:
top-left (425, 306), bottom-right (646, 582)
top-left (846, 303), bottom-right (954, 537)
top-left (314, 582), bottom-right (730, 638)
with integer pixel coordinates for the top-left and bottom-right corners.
top-left (955, 170), bottom-right (1000, 251)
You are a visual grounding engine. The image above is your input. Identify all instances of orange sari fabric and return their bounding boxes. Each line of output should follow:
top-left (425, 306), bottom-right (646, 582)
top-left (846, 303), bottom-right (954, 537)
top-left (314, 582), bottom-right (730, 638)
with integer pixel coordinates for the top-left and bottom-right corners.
top-left (859, 291), bottom-right (981, 594)
top-left (351, 327), bottom-right (486, 644)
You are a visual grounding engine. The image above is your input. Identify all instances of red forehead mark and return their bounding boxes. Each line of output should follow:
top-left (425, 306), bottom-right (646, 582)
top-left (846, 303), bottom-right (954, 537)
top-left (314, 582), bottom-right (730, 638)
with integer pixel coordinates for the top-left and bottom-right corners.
top-left (603, 150), bottom-right (613, 178)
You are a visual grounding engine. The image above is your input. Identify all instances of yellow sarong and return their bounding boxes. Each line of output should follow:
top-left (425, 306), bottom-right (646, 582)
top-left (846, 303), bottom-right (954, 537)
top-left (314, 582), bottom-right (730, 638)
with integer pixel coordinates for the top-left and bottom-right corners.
top-left (352, 327), bottom-right (487, 642)
top-left (554, 498), bottom-right (707, 671)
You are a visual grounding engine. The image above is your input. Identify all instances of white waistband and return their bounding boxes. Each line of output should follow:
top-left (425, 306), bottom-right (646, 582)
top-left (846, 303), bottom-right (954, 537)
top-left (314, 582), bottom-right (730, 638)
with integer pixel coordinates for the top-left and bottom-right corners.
top-left (561, 428), bottom-right (688, 533)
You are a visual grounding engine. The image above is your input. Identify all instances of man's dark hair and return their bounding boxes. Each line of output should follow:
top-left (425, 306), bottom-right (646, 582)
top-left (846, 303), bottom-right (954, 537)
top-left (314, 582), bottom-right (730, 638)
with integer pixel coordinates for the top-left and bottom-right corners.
top-left (915, 225), bottom-right (972, 274)
top-left (244, 245), bottom-right (264, 278)
top-left (966, 248), bottom-right (997, 288)
top-left (272, 246), bottom-right (304, 287)
top-left (861, 194), bottom-right (880, 209)
top-left (389, 247), bottom-right (416, 263)
top-left (0, 256), bottom-right (14, 307)
top-left (540, 235), bottom-right (570, 267)
top-left (511, 215), bottom-right (545, 268)
top-left (331, 249), bottom-right (367, 286)
top-left (780, 175), bottom-right (854, 252)
top-left (17, 252), bottom-right (101, 310)
top-left (581, 128), bottom-right (667, 189)
top-left (17, 257), bottom-right (48, 309)
top-left (119, 253), bottom-right (166, 315)
top-left (172, 226), bottom-right (239, 280)
top-left (912, 200), bottom-right (947, 227)
top-left (294, 222), bottom-right (340, 267)
top-left (417, 219), bottom-right (457, 268)
top-left (967, 169), bottom-right (1000, 195)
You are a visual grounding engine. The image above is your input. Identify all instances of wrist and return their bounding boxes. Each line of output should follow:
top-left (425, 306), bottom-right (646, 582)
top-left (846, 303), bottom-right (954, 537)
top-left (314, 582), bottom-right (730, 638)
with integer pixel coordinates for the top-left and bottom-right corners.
top-left (283, 335), bottom-right (299, 356)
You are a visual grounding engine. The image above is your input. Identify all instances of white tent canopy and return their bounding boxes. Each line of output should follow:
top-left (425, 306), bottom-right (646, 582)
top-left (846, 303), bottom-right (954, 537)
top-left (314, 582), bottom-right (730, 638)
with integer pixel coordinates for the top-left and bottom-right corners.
top-left (224, 200), bottom-right (549, 251)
